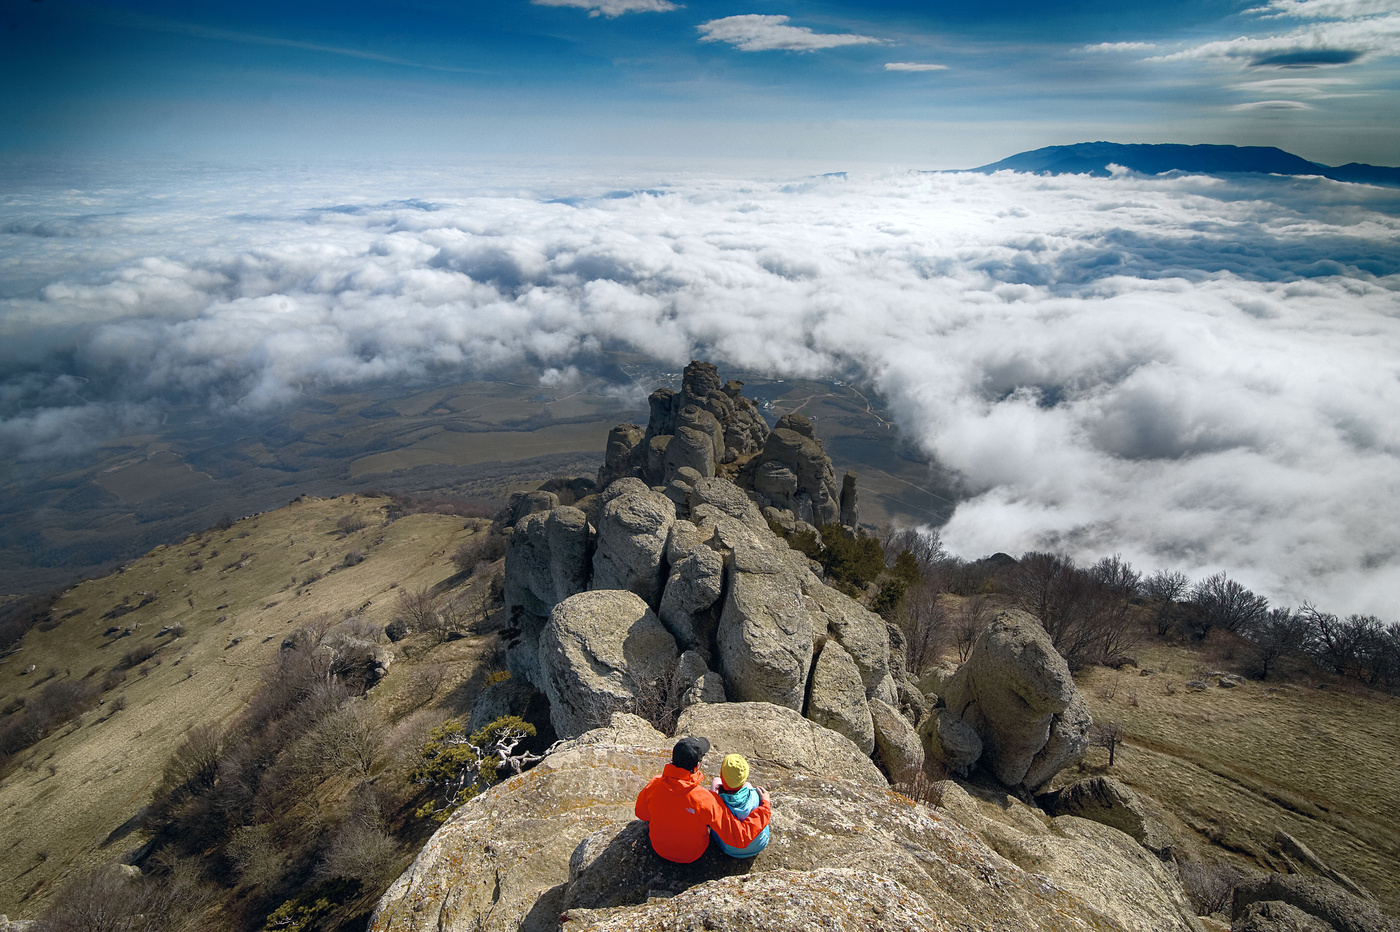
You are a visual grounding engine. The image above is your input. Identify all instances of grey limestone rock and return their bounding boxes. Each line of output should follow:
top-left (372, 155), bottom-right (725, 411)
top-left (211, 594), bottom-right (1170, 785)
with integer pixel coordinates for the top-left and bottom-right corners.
top-left (669, 649), bottom-right (727, 709)
top-left (805, 640), bottom-right (877, 754)
top-left (371, 711), bottom-right (1206, 932)
top-left (657, 546), bottom-right (724, 653)
top-left (717, 557), bottom-right (813, 710)
top-left (467, 675), bottom-right (545, 734)
top-left (869, 696), bottom-right (925, 785)
top-left (538, 590), bottom-right (679, 738)
top-left (1041, 776), bottom-right (1177, 860)
top-left (591, 485), bottom-right (675, 607)
top-left (941, 610), bottom-right (1090, 790)
top-left (564, 867), bottom-right (944, 932)
top-left (676, 700), bottom-right (886, 787)
top-left (920, 707), bottom-right (984, 777)
top-left (1235, 901), bottom-right (1339, 932)
top-left (688, 476), bottom-right (768, 531)
top-left (1232, 875), bottom-right (1399, 932)
top-left (505, 490), bottom-right (560, 528)
top-left (1022, 690), bottom-right (1093, 792)
top-left (840, 469), bottom-right (859, 528)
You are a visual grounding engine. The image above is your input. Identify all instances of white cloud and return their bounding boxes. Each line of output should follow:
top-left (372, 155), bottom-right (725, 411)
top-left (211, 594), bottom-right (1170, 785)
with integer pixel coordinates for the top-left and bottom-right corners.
top-left (1248, 0), bottom-right (1400, 19)
top-left (1230, 98), bottom-right (1315, 108)
top-left (1080, 41), bottom-right (1158, 52)
top-left (531, 0), bottom-right (680, 16)
top-left (698, 15), bottom-right (882, 52)
top-left (5, 165), bottom-right (1400, 621)
top-left (885, 62), bottom-right (948, 71)
top-left (1155, 11), bottom-right (1400, 66)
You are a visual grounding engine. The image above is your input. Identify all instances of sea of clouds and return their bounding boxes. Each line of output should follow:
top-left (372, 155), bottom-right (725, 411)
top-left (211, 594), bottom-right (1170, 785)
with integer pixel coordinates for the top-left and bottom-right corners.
top-left (2, 161), bottom-right (1398, 617)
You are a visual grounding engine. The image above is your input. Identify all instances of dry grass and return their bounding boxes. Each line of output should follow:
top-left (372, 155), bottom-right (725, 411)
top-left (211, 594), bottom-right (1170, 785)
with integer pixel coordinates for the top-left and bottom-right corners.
top-left (1067, 643), bottom-right (1400, 914)
top-left (0, 495), bottom-right (486, 919)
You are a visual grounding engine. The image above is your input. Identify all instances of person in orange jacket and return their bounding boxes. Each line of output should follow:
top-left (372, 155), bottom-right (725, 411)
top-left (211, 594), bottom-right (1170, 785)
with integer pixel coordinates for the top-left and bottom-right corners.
top-left (634, 736), bottom-right (772, 863)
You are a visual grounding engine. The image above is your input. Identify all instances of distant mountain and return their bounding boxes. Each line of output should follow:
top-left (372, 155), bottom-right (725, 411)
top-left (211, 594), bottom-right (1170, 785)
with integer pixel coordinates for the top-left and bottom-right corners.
top-left (966, 142), bottom-right (1400, 187)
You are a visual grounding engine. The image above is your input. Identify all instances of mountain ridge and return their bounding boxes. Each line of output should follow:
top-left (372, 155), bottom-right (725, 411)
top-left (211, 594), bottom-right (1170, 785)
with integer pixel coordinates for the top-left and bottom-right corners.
top-left (964, 142), bottom-right (1400, 187)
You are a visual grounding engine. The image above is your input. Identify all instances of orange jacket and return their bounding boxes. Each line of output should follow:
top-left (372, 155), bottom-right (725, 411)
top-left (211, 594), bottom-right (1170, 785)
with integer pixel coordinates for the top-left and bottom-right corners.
top-left (634, 763), bottom-right (772, 863)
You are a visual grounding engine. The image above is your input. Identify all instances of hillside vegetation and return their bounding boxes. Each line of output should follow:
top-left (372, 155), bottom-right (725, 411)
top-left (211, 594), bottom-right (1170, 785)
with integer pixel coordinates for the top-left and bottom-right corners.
top-left (2, 487), bottom-right (1398, 929)
top-left (0, 492), bottom-right (502, 927)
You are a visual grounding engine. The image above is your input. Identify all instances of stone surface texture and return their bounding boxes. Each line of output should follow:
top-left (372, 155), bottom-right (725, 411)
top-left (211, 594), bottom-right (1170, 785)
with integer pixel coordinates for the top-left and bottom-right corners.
top-left (370, 711), bottom-right (1206, 932)
top-left (538, 591), bottom-right (679, 738)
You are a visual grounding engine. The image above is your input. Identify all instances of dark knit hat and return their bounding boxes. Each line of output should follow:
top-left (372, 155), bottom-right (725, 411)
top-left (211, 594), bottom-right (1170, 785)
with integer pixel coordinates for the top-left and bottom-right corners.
top-left (671, 736), bottom-right (710, 771)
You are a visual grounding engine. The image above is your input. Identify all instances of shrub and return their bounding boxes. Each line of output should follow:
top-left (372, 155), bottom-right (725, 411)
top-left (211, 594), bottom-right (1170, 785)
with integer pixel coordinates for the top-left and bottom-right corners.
top-left (336, 513), bottom-right (367, 535)
top-left (452, 530), bottom-right (508, 574)
top-left (1178, 861), bottom-right (1248, 915)
top-left (342, 549), bottom-right (365, 567)
top-left (411, 715), bottom-right (543, 821)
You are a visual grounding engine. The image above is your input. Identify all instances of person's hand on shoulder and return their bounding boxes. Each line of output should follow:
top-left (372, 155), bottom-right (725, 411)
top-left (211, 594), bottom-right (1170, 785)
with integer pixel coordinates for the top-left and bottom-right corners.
top-left (757, 785), bottom-right (770, 805)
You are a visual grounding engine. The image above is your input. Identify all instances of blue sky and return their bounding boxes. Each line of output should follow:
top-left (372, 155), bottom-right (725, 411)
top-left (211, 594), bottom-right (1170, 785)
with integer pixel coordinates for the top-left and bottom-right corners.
top-left (3, 0), bottom-right (1398, 167)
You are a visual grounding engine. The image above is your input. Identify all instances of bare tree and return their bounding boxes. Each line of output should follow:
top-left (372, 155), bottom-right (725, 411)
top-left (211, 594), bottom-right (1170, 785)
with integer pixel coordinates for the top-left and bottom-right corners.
top-left (1092, 721), bottom-right (1126, 767)
top-left (898, 580), bottom-right (951, 677)
top-left (1189, 572), bottom-right (1268, 639)
top-left (954, 596), bottom-right (994, 662)
top-left (1142, 569), bottom-right (1189, 636)
top-left (1240, 607), bottom-right (1314, 680)
top-left (396, 587), bottom-right (438, 634)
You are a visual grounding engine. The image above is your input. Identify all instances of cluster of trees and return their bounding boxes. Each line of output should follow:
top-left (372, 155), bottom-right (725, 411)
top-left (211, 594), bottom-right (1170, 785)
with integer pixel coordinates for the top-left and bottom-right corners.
top-left (870, 529), bottom-right (1400, 692)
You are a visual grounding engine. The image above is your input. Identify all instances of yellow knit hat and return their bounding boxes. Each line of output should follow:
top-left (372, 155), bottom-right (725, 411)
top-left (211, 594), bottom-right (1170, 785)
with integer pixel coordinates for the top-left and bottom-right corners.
top-left (720, 753), bottom-right (749, 791)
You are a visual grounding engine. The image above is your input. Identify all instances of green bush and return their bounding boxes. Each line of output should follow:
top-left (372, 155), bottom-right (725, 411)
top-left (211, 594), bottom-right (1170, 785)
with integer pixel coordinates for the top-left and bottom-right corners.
top-left (410, 715), bottom-right (537, 822)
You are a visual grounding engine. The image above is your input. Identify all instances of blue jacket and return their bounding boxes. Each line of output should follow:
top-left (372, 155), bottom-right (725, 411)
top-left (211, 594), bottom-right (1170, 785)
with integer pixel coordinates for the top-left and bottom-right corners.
top-left (710, 784), bottom-right (770, 857)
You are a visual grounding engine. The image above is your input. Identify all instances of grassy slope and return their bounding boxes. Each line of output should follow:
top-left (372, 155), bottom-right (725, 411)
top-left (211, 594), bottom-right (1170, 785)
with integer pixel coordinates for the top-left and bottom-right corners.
top-left (0, 495), bottom-right (479, 919)
top-left (1068, 643), bottom-right (1400, 914)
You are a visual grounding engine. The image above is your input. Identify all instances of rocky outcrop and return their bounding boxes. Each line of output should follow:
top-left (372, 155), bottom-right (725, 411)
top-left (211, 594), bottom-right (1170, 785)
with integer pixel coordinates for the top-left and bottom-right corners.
top-left (931, 610), bottom-right (1092, 791)
top-left (590, 480), bottom-right (675, 607)
top-left (920, 708), bottom-right (983, 777)
top-left (804, 641), bottom-right (876, 754)
top-left (675, 701), bottom-right (886, 787)
top-left (370, 711), bottom-right (1205, 932)
top-left (1235, 901), bottom-right (1338, 932)
top-left (869, 696), bottom-right (925, 785)
top-left (564, 868), bottom-right (944, 932)
top-left (1232, 875), bottom-right (1400, 932)
top-left (669, 650), bottom-right (726, 710)
top-left (1040, 776), bottom-right (1176, 860)
top-left (739, 412), bottom-right (843, 526)
top-left (538, 591), bottom-right (679, 738)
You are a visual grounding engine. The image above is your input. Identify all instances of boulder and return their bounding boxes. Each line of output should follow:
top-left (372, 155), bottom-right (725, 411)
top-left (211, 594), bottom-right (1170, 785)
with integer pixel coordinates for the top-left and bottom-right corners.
top-left (505, 490), bottom-right (560, 528)
top-left (689, 477), bottom-right (768, 531)
top-left (669, 650), bottom-right (726, 710)
top-left (675, 700), bottom-right (886, 787)
top-left (1040, 776), bottom-right (1176, 860)
top-left (1234, 900), bottom-right (1338, 932)
top-left (716, 560), bottom-right (813, 710)
top-left (591, 484), bottom-right (675, 607)
top-left (1021, 691), bottom-right (1093, 792)
top-left (598, 424), bottom-right (647, 488)
top-left (742, 421), bottom-right (842, 526)
top-left (468, 675), bottom-right (546, 734)
top-left (941, 610), bottom-right (1089, 790)
top-left (804, 579), bottom-right (896, 705)
top-left (840, 470), bottom-right (859, 528)
top-left (920, 707), bottom-right (983, 777)
top-left (805, 641), bottom-right (876, 754)
top-left (656, 547), bottom-right (724, 653)
top-left (538, 590), bottom-right (679, 738)
top-left (371, 712), bottom-right (1207, 932)
top-left (869, 696), bottom-right (925, 785)
top-left (1232, 875), bottom-right (1399, 932)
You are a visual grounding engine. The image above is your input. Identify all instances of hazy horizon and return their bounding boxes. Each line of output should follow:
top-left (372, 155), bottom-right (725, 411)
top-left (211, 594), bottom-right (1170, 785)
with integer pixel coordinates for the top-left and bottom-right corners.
top-left (4, 0), bottom-right (1399, 620)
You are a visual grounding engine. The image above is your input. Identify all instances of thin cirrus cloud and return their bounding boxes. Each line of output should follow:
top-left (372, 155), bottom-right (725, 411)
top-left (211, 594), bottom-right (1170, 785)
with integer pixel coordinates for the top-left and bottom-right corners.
top-left (1080, 41), bottom-right (1158, 52)
top-left (884, 62), bottom-right (948, 71)
top-left (4, 166), bottom-right (1400, 621)
top-left (697, 15), bottom-right (882, 52)
top-left (531, 0), bottom-right (681, 16)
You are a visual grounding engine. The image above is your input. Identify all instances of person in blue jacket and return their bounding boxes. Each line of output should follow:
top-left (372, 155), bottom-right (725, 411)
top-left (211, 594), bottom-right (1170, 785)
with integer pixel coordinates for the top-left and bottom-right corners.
top-left (709, 753), bottom-right (770, 858)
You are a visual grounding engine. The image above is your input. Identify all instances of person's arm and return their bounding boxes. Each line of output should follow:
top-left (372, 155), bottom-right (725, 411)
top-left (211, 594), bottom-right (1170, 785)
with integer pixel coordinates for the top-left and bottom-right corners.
top-left (704, 786), bottom-right (770, 849)
top-left (635, 779), bottom-right (654, 821)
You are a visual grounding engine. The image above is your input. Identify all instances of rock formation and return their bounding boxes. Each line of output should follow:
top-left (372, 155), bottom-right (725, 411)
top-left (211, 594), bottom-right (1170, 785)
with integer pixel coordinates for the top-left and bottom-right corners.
top-left (925, 610), bottom-right (1093, 792)
top-left (370, 710), bottom-right (1205, 932)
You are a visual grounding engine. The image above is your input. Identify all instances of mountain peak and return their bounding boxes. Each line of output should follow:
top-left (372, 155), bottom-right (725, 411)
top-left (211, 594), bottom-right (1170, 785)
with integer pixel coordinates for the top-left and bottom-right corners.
top-left (965, 142), bottom-right (1400, 187)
